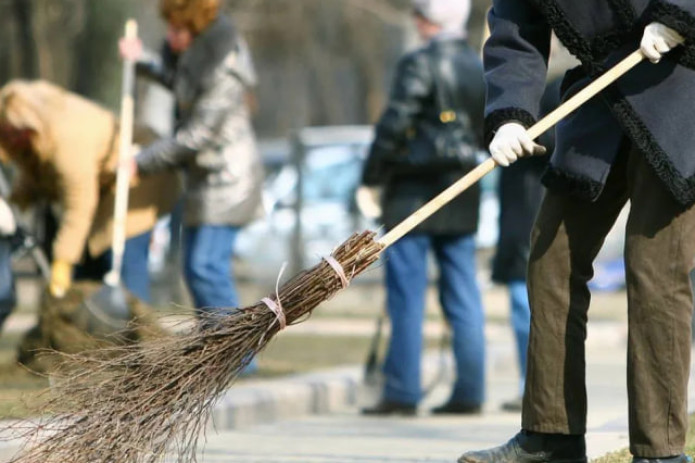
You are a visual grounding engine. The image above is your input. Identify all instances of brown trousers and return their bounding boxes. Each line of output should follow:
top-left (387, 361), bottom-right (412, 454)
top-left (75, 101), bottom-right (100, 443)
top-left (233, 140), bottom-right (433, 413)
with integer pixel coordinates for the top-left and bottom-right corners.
top-left (522, 144), bottom-right (695, 458)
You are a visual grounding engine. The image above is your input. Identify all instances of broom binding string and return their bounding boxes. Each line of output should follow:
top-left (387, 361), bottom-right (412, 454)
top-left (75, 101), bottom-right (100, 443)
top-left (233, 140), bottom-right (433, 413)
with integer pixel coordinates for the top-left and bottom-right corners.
top-left (322, 254), bottom-right (350, 289)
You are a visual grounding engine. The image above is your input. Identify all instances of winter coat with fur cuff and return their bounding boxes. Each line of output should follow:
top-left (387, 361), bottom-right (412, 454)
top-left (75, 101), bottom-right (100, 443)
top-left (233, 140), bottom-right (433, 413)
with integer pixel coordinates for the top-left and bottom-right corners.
top-left (484, 0), bottom-right (695, 206)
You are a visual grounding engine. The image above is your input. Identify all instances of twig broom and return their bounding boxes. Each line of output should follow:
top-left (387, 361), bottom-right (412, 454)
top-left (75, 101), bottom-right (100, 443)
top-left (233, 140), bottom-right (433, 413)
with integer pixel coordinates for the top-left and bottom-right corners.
top-left (3, 49), bottom-right (646, 463)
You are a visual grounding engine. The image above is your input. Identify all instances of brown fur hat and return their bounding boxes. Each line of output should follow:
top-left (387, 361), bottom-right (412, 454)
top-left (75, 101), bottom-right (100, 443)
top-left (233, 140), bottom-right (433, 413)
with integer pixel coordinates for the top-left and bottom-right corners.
top-left (159, 0), bottom-right (220, 35)
top-left (0, 80), bottom-right (57, 164)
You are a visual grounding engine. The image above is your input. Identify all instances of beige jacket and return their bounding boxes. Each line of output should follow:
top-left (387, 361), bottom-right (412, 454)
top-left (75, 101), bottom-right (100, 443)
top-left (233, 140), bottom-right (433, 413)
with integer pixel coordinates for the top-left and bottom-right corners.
top-left (0, 80), bottom-right (180, 264)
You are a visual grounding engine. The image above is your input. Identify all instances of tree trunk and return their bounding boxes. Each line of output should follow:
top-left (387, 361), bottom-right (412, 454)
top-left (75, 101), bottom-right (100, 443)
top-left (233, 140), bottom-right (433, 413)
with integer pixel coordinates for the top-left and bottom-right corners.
top-left (12, 0), bottom-right (39, 78)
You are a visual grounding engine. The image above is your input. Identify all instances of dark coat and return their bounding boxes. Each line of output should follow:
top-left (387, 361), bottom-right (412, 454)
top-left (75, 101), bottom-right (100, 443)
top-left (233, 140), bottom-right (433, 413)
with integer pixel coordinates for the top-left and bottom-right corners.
top-left (362, 37), bottom-right (486, 235)
top-left (492, 79), bottom-right (560, 283)
top-left (484, 0), bottom-right (695, 206)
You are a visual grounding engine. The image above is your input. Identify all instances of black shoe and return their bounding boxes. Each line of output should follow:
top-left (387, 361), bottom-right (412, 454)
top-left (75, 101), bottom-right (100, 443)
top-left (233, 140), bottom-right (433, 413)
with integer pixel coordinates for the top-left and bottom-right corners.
top-left (431, 401), bottom-right (482, 415)
top-left (501, 396), bottom-right (523, 412)
top-left (632, 455), bottom-right (691, 463)
top-left (361, 400), bottom-right (416, 416)
top-left (458, 430), bottom-right (587, 463)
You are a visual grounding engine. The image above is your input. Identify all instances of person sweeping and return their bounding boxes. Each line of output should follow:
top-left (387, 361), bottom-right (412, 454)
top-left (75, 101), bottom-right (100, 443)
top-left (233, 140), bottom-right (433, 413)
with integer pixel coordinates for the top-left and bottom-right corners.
top-left (458, 1), bottom-right (695, 463)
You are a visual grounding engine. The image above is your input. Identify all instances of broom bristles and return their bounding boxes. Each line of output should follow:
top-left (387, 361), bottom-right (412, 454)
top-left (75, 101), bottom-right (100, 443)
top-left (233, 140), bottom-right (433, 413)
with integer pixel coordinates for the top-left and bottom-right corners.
top-left (4, 231), bottom-right (383, 463)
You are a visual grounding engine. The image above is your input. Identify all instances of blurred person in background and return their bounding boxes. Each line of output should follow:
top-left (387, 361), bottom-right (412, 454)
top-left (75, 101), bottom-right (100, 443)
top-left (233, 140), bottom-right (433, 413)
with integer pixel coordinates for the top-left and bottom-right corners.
top-left (0, 197), bottom-right (16, 331)
top-left (120, 0), bottom-right (264, 344)
top-left (358, 0), bottom-right (486, 416)
top-left (0, 80), bottom-right (179, 302)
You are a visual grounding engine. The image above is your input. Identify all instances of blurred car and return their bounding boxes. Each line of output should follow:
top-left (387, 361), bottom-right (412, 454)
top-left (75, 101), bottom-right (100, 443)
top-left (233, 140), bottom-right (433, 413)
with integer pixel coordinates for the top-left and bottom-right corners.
top-left (235, 125), bottom-right (500, 282)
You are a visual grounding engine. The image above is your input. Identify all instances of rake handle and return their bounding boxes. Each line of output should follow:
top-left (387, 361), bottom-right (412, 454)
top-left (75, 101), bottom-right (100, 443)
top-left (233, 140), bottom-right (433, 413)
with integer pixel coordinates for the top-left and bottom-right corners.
top-left (378, 49), bottom-right (645, 249)
top-left (105, 19), bottom-right (138, 287)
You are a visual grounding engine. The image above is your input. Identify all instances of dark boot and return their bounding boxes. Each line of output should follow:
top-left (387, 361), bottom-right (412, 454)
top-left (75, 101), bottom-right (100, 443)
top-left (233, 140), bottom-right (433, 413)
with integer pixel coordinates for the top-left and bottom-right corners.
top-left (458, 430), bottom-right (587, 463)
top-left (632, 456), bottom-right (691, 463)
top-left (501, 396), bottom-right (523, 412)
top-left (431, 400), bottom-right (482, 415)
top-left (361, 400), bottom-right (416, 416)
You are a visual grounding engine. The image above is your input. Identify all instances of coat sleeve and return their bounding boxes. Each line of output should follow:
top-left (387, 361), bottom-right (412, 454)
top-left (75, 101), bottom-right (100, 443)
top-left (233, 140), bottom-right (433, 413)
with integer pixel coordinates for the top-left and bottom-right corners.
top-left (362, 52), bottom-right (431, 186)
top-left (648, 0), bottom-right (695, 42)
top-left (136, 56), bottom-right (245, 175)
top-left (52, 152), bottom-right (100, 264)
top-left (483, 0), bottom-right (552, 143)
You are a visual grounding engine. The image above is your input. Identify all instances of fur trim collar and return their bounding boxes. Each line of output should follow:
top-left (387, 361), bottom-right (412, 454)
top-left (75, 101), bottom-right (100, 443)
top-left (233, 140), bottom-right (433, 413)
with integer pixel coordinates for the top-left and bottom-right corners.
top-left (178, 15), bottom-right (239, 86)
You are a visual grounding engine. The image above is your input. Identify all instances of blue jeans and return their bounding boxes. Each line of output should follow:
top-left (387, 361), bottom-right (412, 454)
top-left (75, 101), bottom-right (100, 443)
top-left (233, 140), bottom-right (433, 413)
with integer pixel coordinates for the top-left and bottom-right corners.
top-left (0, 238), bottom-right (15, 330)
top-left (119, 232), bottom-right (152, 303)
top-left (382, 233), bottom-right (485, 406)
top-left (76, 231), bottom-right (153, 303)
top-left (183, 225), bottom-right (240, 311)
top-left (183, 225), bottom-right (257, 374)
top-left (509, 279), bottom-right (530, 394)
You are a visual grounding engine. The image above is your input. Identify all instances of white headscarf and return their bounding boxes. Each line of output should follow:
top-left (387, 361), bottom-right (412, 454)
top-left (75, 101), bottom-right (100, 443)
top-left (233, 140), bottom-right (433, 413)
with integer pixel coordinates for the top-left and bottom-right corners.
top-left (412, 0), bottom-right (472, 35)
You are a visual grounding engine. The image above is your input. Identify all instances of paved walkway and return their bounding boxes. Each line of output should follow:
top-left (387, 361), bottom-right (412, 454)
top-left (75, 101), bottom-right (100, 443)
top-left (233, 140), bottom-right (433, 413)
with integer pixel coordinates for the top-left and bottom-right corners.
top-left (187, 322), bottom-right (638, 463)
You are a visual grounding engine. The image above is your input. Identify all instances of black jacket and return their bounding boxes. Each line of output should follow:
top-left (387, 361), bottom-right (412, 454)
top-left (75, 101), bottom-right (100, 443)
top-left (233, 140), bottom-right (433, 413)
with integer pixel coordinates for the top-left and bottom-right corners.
top-left (362, 37), bottom-right (486, 235)
top-left (484, 0), bottom-right (695, 206)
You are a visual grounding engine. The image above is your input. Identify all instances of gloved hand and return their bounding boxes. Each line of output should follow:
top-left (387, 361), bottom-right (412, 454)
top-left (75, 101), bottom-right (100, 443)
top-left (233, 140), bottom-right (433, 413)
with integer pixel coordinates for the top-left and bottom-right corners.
top-left (641, 22), bottom-right (684, 63)
top-left (0, 199), bottom-right (16, 237)
top-left (355, 186), bottom-right (382, 219)
top-left (49, 260), bottom-right (73, 298)
top-left (489, 122), bottom-right (546, 167)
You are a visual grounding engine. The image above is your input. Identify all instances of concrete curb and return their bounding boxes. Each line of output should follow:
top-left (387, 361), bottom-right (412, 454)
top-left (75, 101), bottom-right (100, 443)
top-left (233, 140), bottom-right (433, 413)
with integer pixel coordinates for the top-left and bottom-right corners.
top-left (210, 352), bottom-right (456, 432)
top-left (212, 366), bottom-right (362, 430)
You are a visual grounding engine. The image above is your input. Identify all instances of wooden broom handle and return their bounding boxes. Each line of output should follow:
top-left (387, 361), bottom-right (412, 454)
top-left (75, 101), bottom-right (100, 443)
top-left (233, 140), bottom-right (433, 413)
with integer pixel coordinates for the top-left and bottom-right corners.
top-left (105, 19), bottom-right (138, 287)
top-left (378, 49), bottom-right (645, 249)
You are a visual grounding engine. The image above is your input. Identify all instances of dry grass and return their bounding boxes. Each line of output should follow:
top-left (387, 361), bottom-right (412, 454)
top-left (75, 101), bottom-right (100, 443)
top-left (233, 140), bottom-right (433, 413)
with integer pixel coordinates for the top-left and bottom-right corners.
top-left (0, 333), bottom-right (389, 419)
top-left (0, 333), bottom-right (49, 420)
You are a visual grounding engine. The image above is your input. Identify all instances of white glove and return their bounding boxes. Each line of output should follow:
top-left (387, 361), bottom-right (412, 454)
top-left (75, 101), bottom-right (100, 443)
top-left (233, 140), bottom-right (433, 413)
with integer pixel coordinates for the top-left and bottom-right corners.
top-left (489, 122), bottom-right (546, 167)
top-left (355, 186), bottom-right (382, 219)
top-left (0, 198), bottom-right (16, 237)
top-left (641, 22), bottom-right (684, 63)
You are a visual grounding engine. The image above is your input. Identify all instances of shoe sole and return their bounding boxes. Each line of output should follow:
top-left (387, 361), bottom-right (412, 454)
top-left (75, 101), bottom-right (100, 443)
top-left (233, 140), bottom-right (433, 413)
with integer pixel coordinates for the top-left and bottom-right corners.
top-left (458, 457), bottom-right (587, 463)
top-left (361, 409), bottom-right (417, 417)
